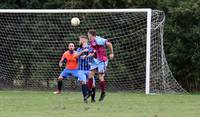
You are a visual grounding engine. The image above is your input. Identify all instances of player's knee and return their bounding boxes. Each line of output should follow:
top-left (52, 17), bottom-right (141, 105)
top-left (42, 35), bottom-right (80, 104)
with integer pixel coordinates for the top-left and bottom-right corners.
top-left (81, 81), bottom-right (87, 85)
top-left (89, 76), bottom-right (93, 79)
top-left (99, 74), bottom-right (105, 81)
top-left (92, 83), bottom-right (95, 87)
top-left (90, 70), bottom-right (96, 75)
top-left (57, 77), bottom-right (63, 81)
top-left (89, 74), bottom-right (94, 79)
top-left (99, 78), bottom-right (104, 81)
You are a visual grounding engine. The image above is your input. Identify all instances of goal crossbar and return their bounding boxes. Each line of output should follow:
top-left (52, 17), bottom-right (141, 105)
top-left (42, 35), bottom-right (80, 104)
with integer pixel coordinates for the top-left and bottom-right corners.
top-left (0, 9), bottom-right (151, 13)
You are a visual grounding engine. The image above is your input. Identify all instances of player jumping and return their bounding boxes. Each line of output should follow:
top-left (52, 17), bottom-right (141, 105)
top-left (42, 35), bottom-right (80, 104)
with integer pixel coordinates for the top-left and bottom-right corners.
top-left (85, 29), bottom-right (114, 102)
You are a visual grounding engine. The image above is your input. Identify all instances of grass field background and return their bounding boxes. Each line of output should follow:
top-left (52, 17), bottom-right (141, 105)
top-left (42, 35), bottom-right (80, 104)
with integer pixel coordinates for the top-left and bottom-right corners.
top-left (0, 90), bottom-right (199, 117)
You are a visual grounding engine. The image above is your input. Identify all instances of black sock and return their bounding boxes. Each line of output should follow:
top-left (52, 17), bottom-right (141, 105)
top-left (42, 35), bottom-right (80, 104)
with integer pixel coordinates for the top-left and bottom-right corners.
top-left (91, 87), bottom-right (96, 100)
top-left (82, 84), bottom-right (87, 97)
top-left (58, 80), bottom-right (62, 91)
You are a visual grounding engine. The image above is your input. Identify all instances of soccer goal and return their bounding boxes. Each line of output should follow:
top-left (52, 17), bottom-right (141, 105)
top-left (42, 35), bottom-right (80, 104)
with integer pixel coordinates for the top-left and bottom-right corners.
top-left (0, 9), bottom-right (186, 94)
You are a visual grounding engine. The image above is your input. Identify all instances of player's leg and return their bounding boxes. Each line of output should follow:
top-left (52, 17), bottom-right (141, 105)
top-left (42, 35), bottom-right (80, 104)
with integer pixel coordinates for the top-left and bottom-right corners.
top-left (77, 70), bottom-right (88, 103)
top-left (88, 59), bottom-right (98, 91)
top-left (54, 77), bottom-right (63, 94)
top-left (84, 69), bottom-right (96, 100)
top-left (88, 69), bottom-right (96, 92)
top-left (98, 60), bottom-right (108, 101)
top-left (84, 59), bottom-right (98, 100)
top-left (91, 76), bottom-right (96, 103)
top-left (98, 73), bottom-right (106, 101)
top-left (54, 69), bottom-right (68, 94)
top-left (86, 70), bottom-right (96, 102)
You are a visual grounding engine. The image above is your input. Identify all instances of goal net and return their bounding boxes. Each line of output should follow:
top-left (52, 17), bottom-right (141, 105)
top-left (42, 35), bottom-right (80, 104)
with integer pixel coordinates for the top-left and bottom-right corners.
top-left (0, 9), bottom-right (186, 94)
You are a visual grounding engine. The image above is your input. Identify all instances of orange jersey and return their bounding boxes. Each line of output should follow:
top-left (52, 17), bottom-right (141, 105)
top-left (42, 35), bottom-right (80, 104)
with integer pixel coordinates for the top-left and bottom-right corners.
top-left (60, 51), bottom-right (78, 70)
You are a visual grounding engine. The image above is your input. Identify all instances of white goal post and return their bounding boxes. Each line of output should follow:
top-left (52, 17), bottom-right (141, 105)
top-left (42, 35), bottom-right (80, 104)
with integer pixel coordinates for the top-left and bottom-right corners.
top-left (0, 9), bottom-right (186, 94)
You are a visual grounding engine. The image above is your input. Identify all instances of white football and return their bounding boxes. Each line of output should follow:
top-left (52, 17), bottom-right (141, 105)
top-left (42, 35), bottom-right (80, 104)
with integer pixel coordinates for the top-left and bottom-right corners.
top-left (71, 17), bottom-right (80, 26)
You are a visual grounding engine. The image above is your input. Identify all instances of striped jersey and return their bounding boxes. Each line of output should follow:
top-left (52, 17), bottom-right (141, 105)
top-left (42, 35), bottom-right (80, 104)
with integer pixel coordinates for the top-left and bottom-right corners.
top-left (76, 44), bottom-right (93, 71)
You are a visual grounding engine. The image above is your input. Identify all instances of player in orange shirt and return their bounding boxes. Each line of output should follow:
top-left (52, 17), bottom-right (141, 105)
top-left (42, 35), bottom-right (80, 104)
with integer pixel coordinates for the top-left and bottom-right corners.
top-left (54, 43), bottom-right (88, 97)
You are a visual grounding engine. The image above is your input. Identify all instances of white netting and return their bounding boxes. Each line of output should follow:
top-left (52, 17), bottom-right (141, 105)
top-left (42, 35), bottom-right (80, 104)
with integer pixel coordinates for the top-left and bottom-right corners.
top-left (0, 10), bottom-right (186, 93)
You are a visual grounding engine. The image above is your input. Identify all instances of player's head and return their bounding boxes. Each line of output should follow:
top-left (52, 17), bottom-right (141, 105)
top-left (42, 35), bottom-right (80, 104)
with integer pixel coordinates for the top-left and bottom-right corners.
top-left (88, 29), bottom-right (96, 40)
top-left (68, 43), bottom-right (75, 50)
top-left (79, 35), bottom-right (88, 44)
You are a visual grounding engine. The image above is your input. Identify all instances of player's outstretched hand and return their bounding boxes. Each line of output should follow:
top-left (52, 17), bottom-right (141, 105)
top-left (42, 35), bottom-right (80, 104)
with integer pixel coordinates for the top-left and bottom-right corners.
top-left (109, 53), bottom-right (114, 60)
top-left (59, 62), bottom-right (63, 67)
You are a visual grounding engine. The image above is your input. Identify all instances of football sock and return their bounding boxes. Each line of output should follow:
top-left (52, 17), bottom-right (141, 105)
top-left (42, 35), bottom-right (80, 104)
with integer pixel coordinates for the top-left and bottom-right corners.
top-left (88, 78), bottom-right (93, 91)
top-left (91, 87), bottom-right (96, 100)
top-left (57, 80), bottom-right (62, 91)
top-left (100, 81), bottom-right (106, 93)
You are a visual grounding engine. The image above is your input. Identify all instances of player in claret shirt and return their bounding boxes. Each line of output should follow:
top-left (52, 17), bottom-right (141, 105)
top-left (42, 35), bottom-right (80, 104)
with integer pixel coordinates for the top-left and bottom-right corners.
top-left (85, 29), bottom-right (114, 102)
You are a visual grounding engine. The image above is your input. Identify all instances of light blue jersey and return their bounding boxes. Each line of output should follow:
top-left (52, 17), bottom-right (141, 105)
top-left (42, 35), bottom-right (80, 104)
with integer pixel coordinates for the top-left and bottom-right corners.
top-left (95, 36), bottom-right (107, 46)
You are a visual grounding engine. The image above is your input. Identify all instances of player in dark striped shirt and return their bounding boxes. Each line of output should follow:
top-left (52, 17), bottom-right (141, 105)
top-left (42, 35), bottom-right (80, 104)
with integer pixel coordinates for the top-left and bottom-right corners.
top-left (77, 35), bottom-right (96, 103)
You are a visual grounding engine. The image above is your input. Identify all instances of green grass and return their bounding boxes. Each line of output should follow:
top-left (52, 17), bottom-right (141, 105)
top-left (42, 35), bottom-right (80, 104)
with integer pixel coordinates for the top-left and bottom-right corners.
top-left (0, 90), bottom-right (200, 117)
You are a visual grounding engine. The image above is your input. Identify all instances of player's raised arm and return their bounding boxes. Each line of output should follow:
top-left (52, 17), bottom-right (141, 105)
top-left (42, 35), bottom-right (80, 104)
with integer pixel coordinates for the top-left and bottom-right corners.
top-left (59, 53), bottom-right (66, 67)
top-left (106, 41), bottom-right (114, 59)
top-left (74, 49), bottom-right (88, 58)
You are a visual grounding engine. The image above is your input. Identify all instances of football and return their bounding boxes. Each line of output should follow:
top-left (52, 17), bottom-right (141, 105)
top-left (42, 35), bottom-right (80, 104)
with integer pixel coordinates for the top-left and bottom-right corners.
top-left (71, 17), bottom-right (80, 26)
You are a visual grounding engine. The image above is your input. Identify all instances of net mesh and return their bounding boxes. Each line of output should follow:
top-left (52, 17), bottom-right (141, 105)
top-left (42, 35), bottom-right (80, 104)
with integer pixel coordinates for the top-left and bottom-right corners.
top-left (0, 10), bottom-right (186, 93)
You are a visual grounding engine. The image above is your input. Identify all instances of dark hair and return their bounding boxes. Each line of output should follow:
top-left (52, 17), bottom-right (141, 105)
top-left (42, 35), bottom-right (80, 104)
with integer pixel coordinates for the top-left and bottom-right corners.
top-left (88, 29), bottom-right (97, 36)
top-left (79, 35), bottom-right (87, 39)
top-left (68, 43), bottom-right (74, 46)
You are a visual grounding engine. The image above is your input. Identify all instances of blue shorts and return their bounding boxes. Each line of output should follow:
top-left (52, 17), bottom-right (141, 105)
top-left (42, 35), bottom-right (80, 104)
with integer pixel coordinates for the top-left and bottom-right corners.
top-left (59, 68), bottom-right (80, 80)
top-left (78, 70), bottom-right (96, 85)
top-left (90, 58), bottom-right (108, 73)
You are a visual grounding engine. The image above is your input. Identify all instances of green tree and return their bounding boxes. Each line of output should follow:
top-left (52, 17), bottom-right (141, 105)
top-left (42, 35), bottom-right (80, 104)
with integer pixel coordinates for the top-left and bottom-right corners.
top-left (0, 0), bottom-right (65, 9)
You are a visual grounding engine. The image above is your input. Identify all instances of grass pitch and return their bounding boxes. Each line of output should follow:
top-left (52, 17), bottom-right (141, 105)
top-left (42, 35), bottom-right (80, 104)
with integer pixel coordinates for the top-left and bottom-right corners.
top-left (0, 90), bottom-right (199, 117)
